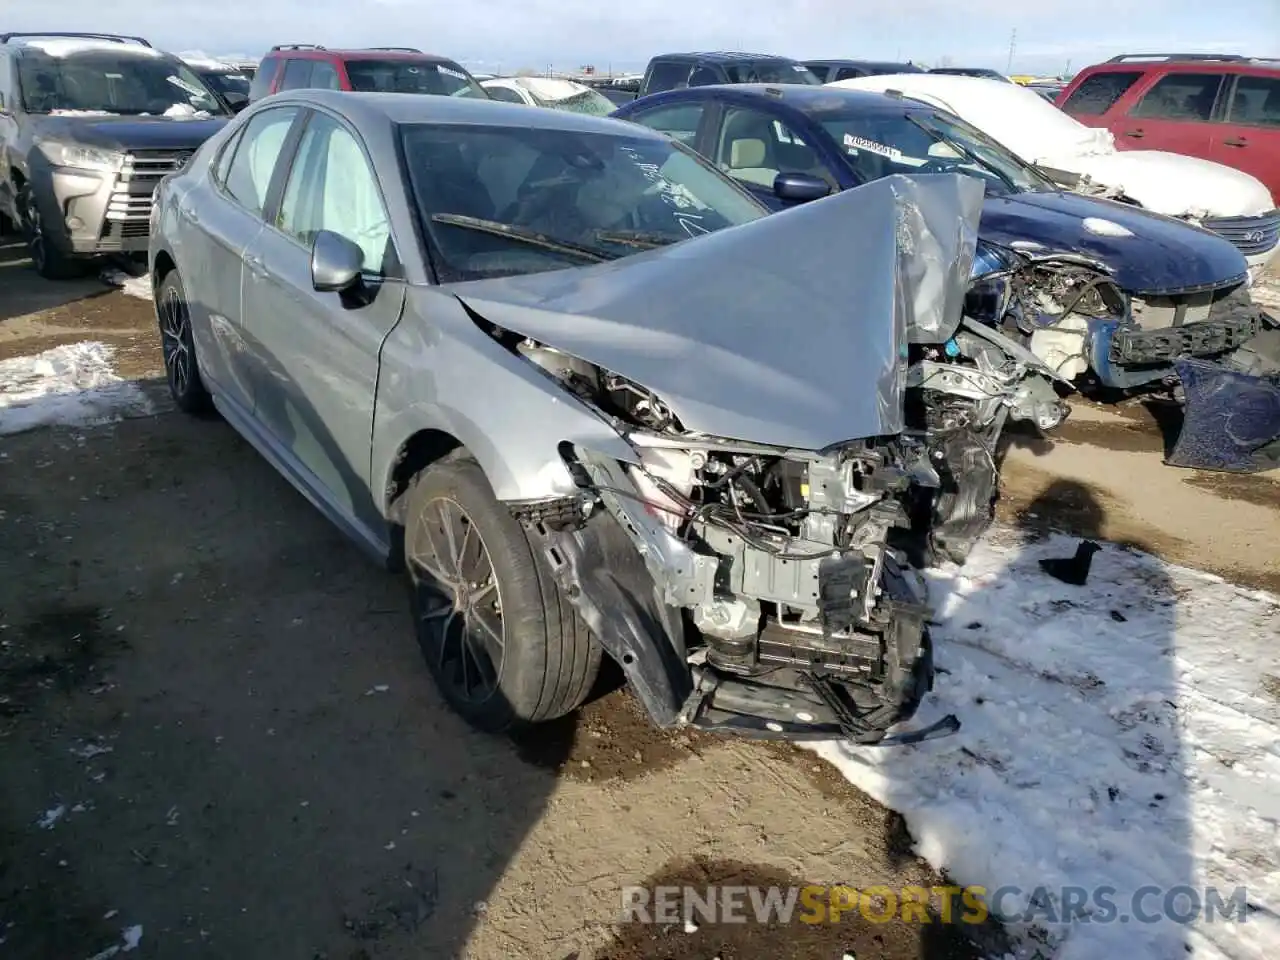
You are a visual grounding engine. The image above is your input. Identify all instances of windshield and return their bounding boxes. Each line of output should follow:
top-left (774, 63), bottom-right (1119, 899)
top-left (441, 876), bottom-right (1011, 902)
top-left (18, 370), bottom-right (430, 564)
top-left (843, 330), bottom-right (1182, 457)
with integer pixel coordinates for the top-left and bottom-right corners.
top-left (400, 123), bottom-right (767, 281)
top-left (17, 50), bottom-right (228, 116)
top-left (344, 58), bottom-right (486, 98)
top-left (724, 60), bottom-right (821, 85)
top-left (530, 87), bottom-right (615, 117)
top-left (200, 70), bottom-right (251, 99)
top-left (820, 108), bottom-right (1051, 195)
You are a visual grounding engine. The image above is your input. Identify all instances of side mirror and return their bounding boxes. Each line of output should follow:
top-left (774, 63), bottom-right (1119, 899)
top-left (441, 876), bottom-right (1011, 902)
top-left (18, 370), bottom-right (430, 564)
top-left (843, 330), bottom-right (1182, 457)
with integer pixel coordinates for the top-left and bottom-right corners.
top-left (773, 171), bottom-right (831, 203)
top-left (311, 230), bottom-right (365, 293)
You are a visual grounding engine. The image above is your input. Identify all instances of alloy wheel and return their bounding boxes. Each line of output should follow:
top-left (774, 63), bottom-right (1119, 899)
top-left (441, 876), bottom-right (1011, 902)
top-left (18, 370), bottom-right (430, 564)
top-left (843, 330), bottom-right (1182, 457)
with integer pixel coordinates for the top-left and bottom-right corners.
top-left (159, 285), bottom-right (192, 399)
top-left (408, 497), bottom-right (505, 703)
top-left (24, 195), bottom-right (46, 273)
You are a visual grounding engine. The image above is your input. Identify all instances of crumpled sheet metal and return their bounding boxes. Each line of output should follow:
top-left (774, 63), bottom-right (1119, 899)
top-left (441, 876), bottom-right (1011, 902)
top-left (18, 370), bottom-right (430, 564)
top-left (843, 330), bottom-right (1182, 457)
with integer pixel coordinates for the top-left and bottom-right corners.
top-left (890, 172), bottom-right (984, 344)
top-left (451, 173), bottom-right (983, 451)
top-left (1167, 357), bottom-right (1280, 472)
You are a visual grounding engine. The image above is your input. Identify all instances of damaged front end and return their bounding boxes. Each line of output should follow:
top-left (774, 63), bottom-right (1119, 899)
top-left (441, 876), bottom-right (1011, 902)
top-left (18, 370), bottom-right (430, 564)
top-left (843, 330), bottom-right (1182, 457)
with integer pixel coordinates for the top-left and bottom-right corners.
top-left (450, 174), bottom-right (1065, 743)
top-left (957, 242), bottom-right (1280, 473)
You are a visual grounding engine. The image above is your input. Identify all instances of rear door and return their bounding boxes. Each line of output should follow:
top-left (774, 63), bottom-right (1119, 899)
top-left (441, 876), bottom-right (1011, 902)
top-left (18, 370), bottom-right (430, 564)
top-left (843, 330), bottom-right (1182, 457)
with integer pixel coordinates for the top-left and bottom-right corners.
top-left (239, 108), bottom-right (405, 532)
top-left (1211, 71), bottom-right (1280, 199)
top-left (1113, 70), bottom-right (1225, 157)
top-left (180, 105), bottom-right (302, 414)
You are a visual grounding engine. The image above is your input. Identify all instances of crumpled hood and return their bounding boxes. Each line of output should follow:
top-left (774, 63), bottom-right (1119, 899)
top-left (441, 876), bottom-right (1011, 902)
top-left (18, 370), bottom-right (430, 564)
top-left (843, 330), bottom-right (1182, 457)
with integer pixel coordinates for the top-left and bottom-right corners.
top-left (35, 115), bottom-right (228, 152)
top-left (1068, 149), bottom-right (1275, 219)
top-left (448, 173), bottom-right (984, 450)
top-left (980, 191), bottom-right (1249, 296)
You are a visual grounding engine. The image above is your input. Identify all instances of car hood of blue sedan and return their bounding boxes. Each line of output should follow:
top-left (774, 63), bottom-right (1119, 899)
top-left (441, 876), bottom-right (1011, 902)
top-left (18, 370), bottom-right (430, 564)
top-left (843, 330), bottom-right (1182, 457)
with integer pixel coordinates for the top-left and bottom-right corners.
top-left (979, 190), bottom-right (1248, 296)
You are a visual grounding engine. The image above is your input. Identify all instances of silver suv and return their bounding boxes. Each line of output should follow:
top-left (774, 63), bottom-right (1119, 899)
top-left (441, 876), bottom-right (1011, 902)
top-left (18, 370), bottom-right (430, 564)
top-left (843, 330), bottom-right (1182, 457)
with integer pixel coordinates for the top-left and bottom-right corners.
top-left (0, 32), bottom-right (230, 278)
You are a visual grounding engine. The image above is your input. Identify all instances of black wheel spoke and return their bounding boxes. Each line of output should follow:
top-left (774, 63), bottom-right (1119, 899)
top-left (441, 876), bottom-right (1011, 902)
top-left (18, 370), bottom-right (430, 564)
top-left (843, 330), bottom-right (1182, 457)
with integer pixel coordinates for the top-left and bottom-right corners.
top-left (410, 496), bottom-right (506, 705)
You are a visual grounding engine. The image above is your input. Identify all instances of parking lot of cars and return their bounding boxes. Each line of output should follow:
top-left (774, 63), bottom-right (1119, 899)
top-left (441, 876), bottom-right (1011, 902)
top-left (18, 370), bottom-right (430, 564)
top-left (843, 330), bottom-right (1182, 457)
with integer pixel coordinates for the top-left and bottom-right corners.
top-left (2, 28), bottom-right (1280, 960)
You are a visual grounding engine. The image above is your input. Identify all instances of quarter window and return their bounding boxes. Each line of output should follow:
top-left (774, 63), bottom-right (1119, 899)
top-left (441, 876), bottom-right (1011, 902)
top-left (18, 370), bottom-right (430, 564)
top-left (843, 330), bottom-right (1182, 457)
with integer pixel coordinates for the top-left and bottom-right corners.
top-left (212, 125), bottom-right (246, 187)
top-left (276, 113), bottom-right (392, 274)
top-left (1061, 71), bottom-right (1143, 115)
top-left (485, 85), bottom-right (527, 104)
top-left (1228, 75), bottom-right (1280, 128)
top-left (223, 106), bottom-right (299, 216)
top-left (1130, 73), bottom-right (1223, 121)
top-left (627, 102), bottom-right (705, 145)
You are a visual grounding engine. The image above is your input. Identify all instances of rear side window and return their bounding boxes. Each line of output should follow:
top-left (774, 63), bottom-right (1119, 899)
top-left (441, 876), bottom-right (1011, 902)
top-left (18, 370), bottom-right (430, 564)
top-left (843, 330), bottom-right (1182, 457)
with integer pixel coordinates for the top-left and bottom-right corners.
top-left (310, 60), bottom-right (342, 90)
top-left (688, 64), bottom-right (722, 87)
top-left (834, 67), bottom-right (864, 81)
top-left (626, 102), bottom-right (706, 145)
top-left (485, 85), bottom-right (525, 104)
top-left (279, 58), bottom-right (314, 91)
top-left (222, 106), bottom-right (299, 216)
top-left (645, 60), bottom-right (692, 93)
top-left (1062, 70), bottom-right (1143, 115)
top-left (248, 58), bottom-right (281, 100)
top-left (1227, 75), bottom-right (1280, 128)
top-left (1130, 73), bottom-right (1223, 121)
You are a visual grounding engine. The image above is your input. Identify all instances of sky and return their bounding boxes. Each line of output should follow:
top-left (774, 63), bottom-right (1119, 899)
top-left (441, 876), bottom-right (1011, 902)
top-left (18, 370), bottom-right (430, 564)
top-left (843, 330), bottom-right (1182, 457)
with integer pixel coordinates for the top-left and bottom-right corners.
top-left (4, 0), bottom-right (1277, 77)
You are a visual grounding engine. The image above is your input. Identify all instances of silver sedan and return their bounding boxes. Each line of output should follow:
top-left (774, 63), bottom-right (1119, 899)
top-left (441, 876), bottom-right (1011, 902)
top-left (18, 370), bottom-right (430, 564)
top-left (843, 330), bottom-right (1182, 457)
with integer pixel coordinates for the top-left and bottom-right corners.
top-left (149, 89), bottom-right (1020, 745)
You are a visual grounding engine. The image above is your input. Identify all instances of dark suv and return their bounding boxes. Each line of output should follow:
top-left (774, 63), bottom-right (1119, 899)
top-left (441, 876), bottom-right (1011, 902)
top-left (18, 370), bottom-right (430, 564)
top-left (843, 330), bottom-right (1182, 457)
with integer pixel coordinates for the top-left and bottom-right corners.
top-left (248, 45), bottom-right (487, 102)
top-left (0, 32), bottom-right (230, 278)
top-left (637, 53), bottom-right (820, 98)
top-left (1057, 53), bottom-right (1280, 202)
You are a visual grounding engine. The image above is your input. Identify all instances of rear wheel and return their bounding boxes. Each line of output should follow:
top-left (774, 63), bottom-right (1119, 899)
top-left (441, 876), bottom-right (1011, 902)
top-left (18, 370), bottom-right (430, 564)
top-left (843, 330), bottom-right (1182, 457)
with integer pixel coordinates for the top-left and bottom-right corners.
top-left (404, 455), bottom-right (602, 732)
top-left (156, 271), bottom-right (213, 414)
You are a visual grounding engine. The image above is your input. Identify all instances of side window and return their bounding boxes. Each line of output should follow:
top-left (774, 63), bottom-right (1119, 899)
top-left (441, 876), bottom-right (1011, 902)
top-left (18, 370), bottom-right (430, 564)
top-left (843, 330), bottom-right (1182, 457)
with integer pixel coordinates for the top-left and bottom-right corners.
top-left (626, 102), bottom-right (705, 145)
top-left (0, 57), bottom-right (11, 110)
top-left (834, 67), bottom-right (864, 81)
top-left (212, 125), bottom-right (246, 186)
top-left (687, 64), bottom-right (721, 87)
top-left (485, 85), bottom-right (526, 104)
top-left (646, 60), bottom-right (692, 93)
top-left (277, 113), bottom-right (392, 274)
top-left (804, 64), bottom-right (828, 82)
top-left (1130, 73), bottom-right (1223, 121)
top-left (715, 107), bottom-right (828, 189)
top-left (310, 61), bottom-right (342, 91)
top-left (279, 58), bottom-right (314, 91)
top-left (1227, 75), bottom-right (1280, 128)
top-left (247, 58), bottom-right (281, 100)
top-left (222, 106), bottom-right (299, 216)
top-left (1061, 70), bottom-right (1143, 115)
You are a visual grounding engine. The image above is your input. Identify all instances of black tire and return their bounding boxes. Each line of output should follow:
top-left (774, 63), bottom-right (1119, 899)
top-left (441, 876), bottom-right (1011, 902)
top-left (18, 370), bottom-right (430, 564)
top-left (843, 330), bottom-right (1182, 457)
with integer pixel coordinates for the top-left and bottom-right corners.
top-left (156, 271), bottom-right (214, 414)
top-left (404, 455), bottom-right (602, 732)
top-left (18, 186), bottom-right (82, 280)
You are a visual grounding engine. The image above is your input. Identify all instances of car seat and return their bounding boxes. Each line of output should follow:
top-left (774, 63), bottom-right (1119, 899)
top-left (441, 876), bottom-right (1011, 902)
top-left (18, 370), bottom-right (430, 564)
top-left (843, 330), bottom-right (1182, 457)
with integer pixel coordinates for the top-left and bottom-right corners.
top-left (718, 110), bottom-right (779, 187)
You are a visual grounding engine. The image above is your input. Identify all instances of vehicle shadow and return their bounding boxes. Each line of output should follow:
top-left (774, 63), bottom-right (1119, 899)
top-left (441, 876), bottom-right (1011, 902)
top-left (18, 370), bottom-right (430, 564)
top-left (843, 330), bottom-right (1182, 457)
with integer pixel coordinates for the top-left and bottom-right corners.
top-left (0, 402), bottom-right (575, 959)
top-left (821, 479), bottom-right (1193, 957)
top-left (0, 235), bottom-right (113, 323)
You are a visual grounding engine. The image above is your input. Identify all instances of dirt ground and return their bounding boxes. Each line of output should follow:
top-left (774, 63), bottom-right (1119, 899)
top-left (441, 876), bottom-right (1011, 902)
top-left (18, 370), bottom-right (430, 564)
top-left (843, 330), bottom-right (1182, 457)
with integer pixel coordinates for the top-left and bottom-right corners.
top-left (1, 240), bottom-right (1277, 960)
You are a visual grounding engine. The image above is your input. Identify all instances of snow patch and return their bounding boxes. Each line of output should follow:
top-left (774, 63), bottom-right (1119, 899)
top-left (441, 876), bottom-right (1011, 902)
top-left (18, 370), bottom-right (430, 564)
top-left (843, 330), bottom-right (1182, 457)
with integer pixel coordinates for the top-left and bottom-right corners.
top-left (36, 805), bottom-right (66, 830)
top-left (0, 342), bottom-right (153, 436)
top-left (100, 268), bottom-right (154, 301)
top-left (813, 526), bottom-right (1280, 960)
top-left (85, 925), bottom-right (143, 960)
top-left (17, 39), bottom-right (159, 58)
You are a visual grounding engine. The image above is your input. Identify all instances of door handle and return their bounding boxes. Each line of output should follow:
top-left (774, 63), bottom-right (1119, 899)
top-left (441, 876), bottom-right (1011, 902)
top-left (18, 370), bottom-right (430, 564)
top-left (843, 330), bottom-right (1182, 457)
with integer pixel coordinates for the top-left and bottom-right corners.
top-left (244, 254), bottom-right (267, 278)
top-left (1123, 128), bottom-right (1144, 138)
top-left (1222, 136), bottom-right (1248, 147)
top-left (179, 204), bottom-right (200, 225)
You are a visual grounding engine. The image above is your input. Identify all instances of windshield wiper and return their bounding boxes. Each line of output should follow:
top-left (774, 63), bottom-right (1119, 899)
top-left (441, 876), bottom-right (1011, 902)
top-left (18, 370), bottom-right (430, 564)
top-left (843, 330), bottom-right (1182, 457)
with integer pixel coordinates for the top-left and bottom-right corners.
top-left (905, 114), bottom-right (1021, 194)
top-left (430, 214), bottom-right (617, 263)
top-left (591, 229), bottom-right (682, 250)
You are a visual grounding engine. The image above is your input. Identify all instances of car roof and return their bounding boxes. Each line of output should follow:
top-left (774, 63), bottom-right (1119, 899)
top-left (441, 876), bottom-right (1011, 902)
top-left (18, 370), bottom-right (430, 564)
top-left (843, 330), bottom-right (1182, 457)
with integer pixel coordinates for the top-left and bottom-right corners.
top-left (265, 48), bottom-right (460, 63)
top-left (264, 88), bottom-right (671, 134)
top-left (658, 83), bottom-right (924, 115)
top-left (808, 59), bottom-right (920, 70)
top-left (650, 51), bottom-right (799, 63)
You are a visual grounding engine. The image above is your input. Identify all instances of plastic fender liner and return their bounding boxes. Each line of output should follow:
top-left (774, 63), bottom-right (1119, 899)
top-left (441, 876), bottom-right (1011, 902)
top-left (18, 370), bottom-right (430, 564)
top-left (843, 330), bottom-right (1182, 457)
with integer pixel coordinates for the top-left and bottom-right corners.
top-left (527, 508), bottom-right (692, 726)
top-left (1167, 357), bottom-right (1280, 473)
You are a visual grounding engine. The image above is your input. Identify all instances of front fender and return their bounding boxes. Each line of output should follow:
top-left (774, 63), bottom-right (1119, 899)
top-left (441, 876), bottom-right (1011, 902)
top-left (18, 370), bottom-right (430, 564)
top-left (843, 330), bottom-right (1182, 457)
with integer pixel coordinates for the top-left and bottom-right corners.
top-left (372, 288), bottom-right (639, 509)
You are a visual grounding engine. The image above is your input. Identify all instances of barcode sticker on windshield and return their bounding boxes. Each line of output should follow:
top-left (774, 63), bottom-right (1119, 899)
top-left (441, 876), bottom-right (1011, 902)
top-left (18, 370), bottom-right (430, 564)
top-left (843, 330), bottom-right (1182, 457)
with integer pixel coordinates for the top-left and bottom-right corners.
top-left (439, 66), bottom-right (466, 79)
top-left (843, 133), bottom-right (901, 159)
top-left (792, 64), bottom-right (809, 71)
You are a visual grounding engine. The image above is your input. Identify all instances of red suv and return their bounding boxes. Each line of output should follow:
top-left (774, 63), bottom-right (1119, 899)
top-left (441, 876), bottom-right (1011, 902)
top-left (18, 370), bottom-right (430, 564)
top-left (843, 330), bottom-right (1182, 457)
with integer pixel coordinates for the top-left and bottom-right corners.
top-left (247, 45), bottom-right (487, 102)
top-left (1056, 54), bottom-right (1280, 201)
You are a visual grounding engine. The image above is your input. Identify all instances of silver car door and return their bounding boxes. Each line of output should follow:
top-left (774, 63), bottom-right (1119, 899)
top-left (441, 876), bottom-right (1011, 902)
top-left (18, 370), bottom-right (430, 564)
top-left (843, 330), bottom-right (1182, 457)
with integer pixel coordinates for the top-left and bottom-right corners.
top-left (240, 108), bottom-right (405, 535)
top-left (182, 105), bottom-right (301, 416)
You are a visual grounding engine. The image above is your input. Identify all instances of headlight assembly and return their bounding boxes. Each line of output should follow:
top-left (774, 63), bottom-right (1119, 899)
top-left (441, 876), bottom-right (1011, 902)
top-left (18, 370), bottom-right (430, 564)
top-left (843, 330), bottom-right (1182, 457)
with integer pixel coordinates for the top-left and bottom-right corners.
top-left (35, 139), bottom-right (125, 174)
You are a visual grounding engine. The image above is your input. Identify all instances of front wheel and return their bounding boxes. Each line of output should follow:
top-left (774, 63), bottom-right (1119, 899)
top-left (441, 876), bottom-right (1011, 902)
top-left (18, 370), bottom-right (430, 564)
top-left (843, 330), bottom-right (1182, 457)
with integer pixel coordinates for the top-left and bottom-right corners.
top-left (156, 271), bottom-right (213, 414)
top-left (404, 455), bottom-right (602, 732)
top-left (19, 187), bottom-right (81, 280)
